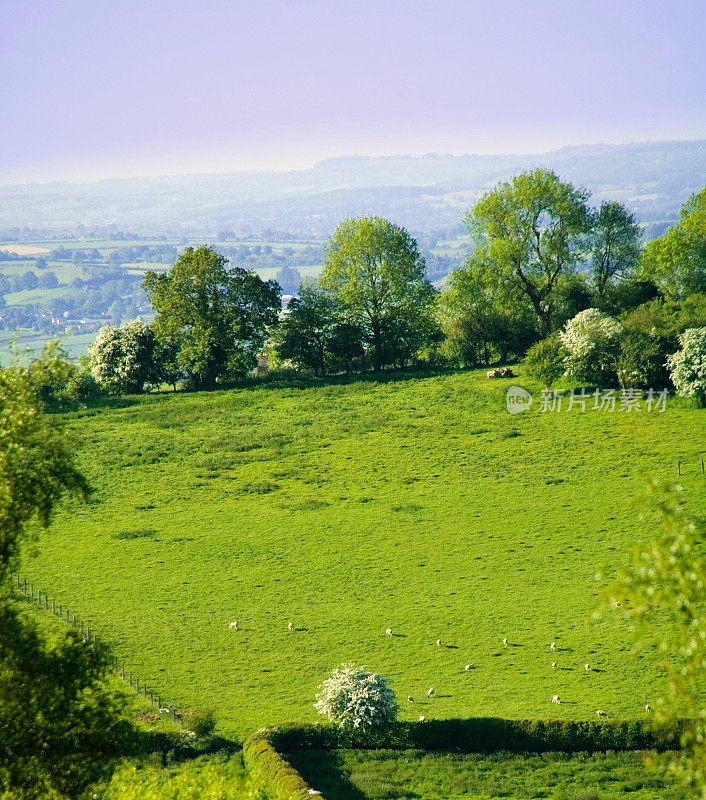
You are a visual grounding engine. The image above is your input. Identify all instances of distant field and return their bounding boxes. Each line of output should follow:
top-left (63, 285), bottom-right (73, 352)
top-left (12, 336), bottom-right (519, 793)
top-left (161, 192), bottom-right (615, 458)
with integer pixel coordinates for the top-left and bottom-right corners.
top-left (288, 748), bottom-right (684, 800)
top-left (0, 331), bottom-right (98, 365)
top-left (0, 243), bottom-right (50, 255)
top-left (21, 370), bottom-right (706, 740)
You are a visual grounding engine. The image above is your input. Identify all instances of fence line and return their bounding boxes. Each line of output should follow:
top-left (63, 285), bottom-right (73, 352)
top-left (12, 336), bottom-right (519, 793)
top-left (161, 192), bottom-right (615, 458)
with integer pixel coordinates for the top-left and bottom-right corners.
top-left (676, 456), bottom-right (706, 476)
top-left (9, 572), bottom-right (183, 727)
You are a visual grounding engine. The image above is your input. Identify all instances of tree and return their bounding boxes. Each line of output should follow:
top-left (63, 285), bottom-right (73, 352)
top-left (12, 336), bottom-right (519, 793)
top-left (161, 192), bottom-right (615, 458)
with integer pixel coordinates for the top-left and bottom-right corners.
top-left (275, 281), bottom-right (364, 375)
top-left (319, 217), bottom-right (435, 371)
top-left (523, 333), bottom-right (566, 387)
top-left (37, 271), bottom-right (59, 289)
top-left (18, 270), bottom-right (38, 291)
top-left (667, 327), bottom-right (706, 406)
top-left (590, 201), bottom-right (642, 302)
top-left (612, 482), bottom-right (706, 798)
top-left (275, 265), bottom-right (302, 296)
top-left (144, 247), bottom-right (280, 389)
top-left (0, 366), bottom-right (135, 799)
top-left (559, 308), bottom-right (622, 386)
top-left (437, 255), bottom-right (537, 366)
top-left (27, 340), bottom-right (99, 410)
top-left (315, 663), bottom-right (398, 730)
top-left (468, 170), bottom-right (592, 335)
top-left (0, 368), bottom-right (89, 579)
top-left (639, 187), bottom-right (706, 298)
top-left (89, 319), bottom-right (157, 395)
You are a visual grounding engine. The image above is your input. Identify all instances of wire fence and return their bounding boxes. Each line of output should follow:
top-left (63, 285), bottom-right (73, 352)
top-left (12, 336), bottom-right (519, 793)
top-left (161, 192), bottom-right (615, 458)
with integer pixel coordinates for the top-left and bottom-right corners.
top-left (9, 572), bottom-right (183, 727)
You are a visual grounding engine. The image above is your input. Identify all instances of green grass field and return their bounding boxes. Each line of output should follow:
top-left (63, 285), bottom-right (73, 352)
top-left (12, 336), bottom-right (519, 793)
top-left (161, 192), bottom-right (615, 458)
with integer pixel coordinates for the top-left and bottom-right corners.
top-left (286, 748), bottom-right (684, 800)
top-left (20, 369), bottom-right (706, 740)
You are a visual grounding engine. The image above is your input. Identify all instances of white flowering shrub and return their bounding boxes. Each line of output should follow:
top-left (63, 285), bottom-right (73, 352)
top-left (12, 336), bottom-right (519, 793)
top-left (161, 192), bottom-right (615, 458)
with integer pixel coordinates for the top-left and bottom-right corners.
top-left (314, 663), bottom-right (398, 730)
top-left (667, 327), bottom-right (706, 407)
top-left (559, 308), bottom-right (622, 386)
top-left (89, 319), bottom-right (156, 395)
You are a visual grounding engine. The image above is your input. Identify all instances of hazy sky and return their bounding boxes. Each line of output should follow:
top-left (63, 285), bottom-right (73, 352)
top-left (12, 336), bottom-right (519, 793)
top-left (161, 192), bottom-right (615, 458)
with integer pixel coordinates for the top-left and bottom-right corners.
top-left (2, 0), bottom-right (705, 184)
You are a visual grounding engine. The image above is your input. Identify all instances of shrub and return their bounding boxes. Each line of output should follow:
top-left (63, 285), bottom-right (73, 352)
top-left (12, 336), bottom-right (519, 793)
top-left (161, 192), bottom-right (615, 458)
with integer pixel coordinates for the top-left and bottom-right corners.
top-left (89, 319), bottom-right (157, 395)
top-left (181, 709), bottom-right (216, 739)
top-left (560, 308), bottom-right (622, 386)
top-left (314, 664), bottom-right (398, 730)
top-left (616, 330), bottom-right (671, 389)
top-left (523, 333), bottom-right (566, 387)
top-left (667, 327), bottom-right (706, 406)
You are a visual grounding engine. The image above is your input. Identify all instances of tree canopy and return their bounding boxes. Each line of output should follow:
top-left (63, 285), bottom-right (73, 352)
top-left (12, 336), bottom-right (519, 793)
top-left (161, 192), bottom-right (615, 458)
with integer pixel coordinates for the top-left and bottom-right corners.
top-left (468, 169), bottom-right (592, 334)
top-left (144, 246), bottom-right (280, 389)
top-left (320, 217), bottom-right (435, 371)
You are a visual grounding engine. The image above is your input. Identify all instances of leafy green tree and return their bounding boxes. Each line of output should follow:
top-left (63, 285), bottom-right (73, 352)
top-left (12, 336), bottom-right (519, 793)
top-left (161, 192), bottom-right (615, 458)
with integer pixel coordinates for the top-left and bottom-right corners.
top-left (437, 256), bottom-right (537, 366)
top-left (590, 201), bottom-right (642, 302)
top-left (275, 282), bottom-right (364, 376)
top-left (0, 366), bottom-right (135, 799)
top-left (523, 333), bottom-right (566, 387)
top-left (144, 247), bottom-right (280, 389)
top-left (0, 367), bottom-right (89, 579)
top-left (613, 482), bottom-right (706, 798)
top-left (319, 217), bottom-right (434, 371)
top-left (26, 340), bottom-right (100, 410)
top-left (468, 170), bottom-right (592, 335)
top-left (639, 187), bottom-right (706, 298)
top-left (616, 330), bottom-right (671, 390)
top-left (89, 319), bottom-right (157, 395)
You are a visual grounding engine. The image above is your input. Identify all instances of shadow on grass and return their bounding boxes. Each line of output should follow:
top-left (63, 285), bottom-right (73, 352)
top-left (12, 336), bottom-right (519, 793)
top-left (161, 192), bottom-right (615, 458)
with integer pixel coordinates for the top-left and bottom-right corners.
top-left (284, 749), bottom-right (369, 800)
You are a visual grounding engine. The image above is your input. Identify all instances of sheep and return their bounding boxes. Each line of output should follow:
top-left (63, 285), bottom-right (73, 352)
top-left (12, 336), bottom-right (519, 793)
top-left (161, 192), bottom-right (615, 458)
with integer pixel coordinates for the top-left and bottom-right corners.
top-left (407, 695), bottom-right (414, 703)
top-left (551, 694), bottom-right (560, 704)
top-left (288, 622), bottom-right (293, 632)
top-left (596, 709), bottom-right (608, 717)
top-left (436, 639), bottom-right (442, 647)
top-left (551, 661), bottom-right (557, 669)
top-left (464, 664), bottom-right (474, 670)
top-left (584, 663), bottom-right (590, 672)
top-left (158, 707), bottom-right (170, 713)
top-left (645, 704), bottom-right (652, 713)
top-left (550, 642), bottom-right (556, 650)
top-left (502, 637), bottom-right (508, 647)
top-left (386, 627), bottom-right (393, 636)
top-left (427, 687), bottom-right (435, 697)
top-left (228, 621), bottom-right (238, 631)
top-left (419, 715), bottom-right (426, 722)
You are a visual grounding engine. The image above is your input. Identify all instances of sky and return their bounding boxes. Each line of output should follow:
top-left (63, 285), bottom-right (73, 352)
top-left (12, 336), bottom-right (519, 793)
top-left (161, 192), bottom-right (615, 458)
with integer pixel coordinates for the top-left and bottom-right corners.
top-left (1, 0), bottom-right (705, 184)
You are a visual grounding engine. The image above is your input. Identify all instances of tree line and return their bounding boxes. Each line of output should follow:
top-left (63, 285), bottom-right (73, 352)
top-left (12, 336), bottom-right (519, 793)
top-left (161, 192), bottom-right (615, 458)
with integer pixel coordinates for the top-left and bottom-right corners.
top-left (23, 169), bottom-right (706, 402)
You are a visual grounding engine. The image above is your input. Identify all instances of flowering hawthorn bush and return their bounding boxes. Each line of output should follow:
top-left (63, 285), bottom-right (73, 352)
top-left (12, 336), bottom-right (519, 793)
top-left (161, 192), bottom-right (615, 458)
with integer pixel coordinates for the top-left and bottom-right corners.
top-left (314, 663), bottom-right (398, 729)
top-left (560, 308), bottom-right (622, 386)
top-left (667, 326), bottom-right (706, 407)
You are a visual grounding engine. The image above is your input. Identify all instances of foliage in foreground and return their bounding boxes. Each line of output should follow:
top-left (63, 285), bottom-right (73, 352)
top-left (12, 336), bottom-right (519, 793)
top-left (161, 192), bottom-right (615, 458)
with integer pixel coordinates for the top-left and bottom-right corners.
top-left (102, 754), bottom-right (261, 800)
top-left (614, 481), bottom-right (706, 799)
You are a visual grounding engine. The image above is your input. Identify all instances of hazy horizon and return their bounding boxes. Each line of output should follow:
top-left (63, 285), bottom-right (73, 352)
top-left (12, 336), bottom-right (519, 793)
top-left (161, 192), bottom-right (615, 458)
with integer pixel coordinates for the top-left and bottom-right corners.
top-left (3, 0), bottom-right (705, 185)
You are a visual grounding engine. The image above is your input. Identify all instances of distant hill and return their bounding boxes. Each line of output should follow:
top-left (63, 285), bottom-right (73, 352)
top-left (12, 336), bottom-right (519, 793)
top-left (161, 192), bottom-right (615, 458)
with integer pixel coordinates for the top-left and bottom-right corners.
top-left (2, 139), bottom-right (705, 240)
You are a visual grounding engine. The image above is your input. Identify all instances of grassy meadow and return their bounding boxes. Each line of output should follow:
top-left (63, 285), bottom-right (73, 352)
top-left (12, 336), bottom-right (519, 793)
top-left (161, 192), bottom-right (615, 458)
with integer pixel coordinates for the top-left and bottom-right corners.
top-left (286, 748), bottom-right (685, 800)
top-left (21, 369), bottom-right (706, 740)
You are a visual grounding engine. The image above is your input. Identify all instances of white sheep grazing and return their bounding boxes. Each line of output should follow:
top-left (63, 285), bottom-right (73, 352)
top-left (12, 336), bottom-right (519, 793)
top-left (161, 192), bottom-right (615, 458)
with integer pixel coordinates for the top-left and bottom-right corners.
top-left (419, 715), bottom-right (426, 722)
top-left (551, 661), bottom-right (557, 669)
top-left (407, 695), bottom-right (413, 703)
top-left (645, 704), bottom-right (652, 713)
top-left (386, 627), bottom-right (393, 636)
top-left (288, 622), bottom-right (293, 632)
top-left (427, 687), bottom-right (435, 697)
top-left (596, 709), bottom-right (608, 718)
top-left (584, 663), bottom-right (590, 672)
top-left (436, 639), bottom-right (442, 647)
top-left (551, 694), bottom-right (560, 704)
top-left (502, 637), bottom-right (508, 647)
top-left (228, 621), bottom-right (238, 631)
top-left (550, 642), bottom-right (556, 650)
top-left (464, 664), bottom-right (474, 670)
